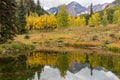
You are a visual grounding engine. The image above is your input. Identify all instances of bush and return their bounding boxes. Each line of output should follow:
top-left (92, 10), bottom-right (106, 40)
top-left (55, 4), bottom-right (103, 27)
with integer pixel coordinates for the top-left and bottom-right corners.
top-left (24, 35), bottom-right (30, 39)
top-left (1, 42), bottom-right (35, 52)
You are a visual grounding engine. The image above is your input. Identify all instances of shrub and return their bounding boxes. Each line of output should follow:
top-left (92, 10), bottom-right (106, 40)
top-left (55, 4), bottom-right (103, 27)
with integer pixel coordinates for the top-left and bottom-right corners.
top-left (24, 34), bottom-right (30, 39)
top-left (1, 42), bottom-right (35, 52)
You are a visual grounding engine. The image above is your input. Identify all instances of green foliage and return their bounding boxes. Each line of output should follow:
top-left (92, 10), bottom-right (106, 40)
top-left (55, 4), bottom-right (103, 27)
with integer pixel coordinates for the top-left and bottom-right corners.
top-left (1, 42), bottom-right (35, 51)
top-left (0, 0), bottom-right (17, 43)
top-left (35, 0), bottom-right (45, 16)
top-left (81, 14), bottom-right (90, 25)
top-left (90, 3), bottom-right (94, 16)
top-left (57, 5), bottom-right (68, 28)
top-left (57, 54), bottom-right (69, 77)
top-left (27, 0), bottom-right (36, 15)
top-left (101, 11), bottom-right (108, 26)
top-left (24, 34), bottom-right (30, 39)
top-left (106, 8), bottom-right (115, 24)
top-left (17, 0), bottom-right (27, 34)
top-left (113, 10), bottom-right (120, 25)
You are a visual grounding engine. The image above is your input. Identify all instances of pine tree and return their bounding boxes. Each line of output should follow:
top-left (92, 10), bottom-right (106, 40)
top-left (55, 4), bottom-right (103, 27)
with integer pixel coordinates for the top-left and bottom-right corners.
top-left (0, 0), bottom-right (17, 43)
top-left (90, 3), bottom-right (93, 16)
top-left (106, 8), bottom-right (114, 24)
top-left (26, 0), bottom-right (36, 16)
top-left (17, 0), bottom-right (27, 34)
top-left (101, 11), bottom-right (108, 26)
top-left (36, 0), bottom-right (44, 16)
top-left (57, 5), bottom-right (68, 28)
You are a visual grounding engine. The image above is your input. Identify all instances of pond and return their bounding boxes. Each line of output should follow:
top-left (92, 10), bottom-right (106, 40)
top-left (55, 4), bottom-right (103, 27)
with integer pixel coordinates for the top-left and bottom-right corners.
top-left (0, 50), bottom-right (120, 80)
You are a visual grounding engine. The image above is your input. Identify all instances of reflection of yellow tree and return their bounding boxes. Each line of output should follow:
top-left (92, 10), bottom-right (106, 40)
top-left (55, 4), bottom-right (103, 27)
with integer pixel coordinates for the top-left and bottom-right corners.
top-left (68, 53), bottom-right (85, 64)
top-left (27, 52), bottom-right (58, 68)
top-left (26, 52), bottom-right (120, 77)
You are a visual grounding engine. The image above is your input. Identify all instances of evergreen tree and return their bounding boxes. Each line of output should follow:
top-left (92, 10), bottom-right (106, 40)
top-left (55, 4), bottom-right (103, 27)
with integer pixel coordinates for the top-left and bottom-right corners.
top-left (81, 14), bottom-right (90, 25)
top-left (17, 0), bottom-right (27, 34)
top-left (106, 8), bottom-right (114, 24)
top-left (57, 5), bottom-right (68, 28)
top-left (36, 0), bottom-right (44, 16)
top-left (101, 11), bottom-right (108, 26)
top-left (0, 0), bottom-right (17, 43)
top-left (26, 0), bottom-right (36, 16)
top-left (90, 3), bottom-right (94, 16)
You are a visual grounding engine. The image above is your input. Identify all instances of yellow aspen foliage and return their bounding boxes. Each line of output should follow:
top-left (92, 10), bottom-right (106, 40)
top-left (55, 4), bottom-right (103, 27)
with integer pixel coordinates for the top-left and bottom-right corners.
top-left (40, 14), bottom-right (48, 29)
top-left (74, 16), bottom-right (86, 26)
top-left (80, 17), bottom-right (86, 26)
top-left (88, 13), bottom-right (101, 27)
top-left (47, 14), bottom-right (57, 28)
top-left (26, 13), bottom-right (57, 30)
top-left (26, 16), bottom-right (34, 30)
top-left (68, 15), bottom-right (75, 26)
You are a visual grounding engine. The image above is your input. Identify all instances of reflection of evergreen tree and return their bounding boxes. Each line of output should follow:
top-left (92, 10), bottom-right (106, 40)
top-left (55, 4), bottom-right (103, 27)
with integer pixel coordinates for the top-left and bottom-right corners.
top-left (84, 53), bottom-right (89, 64)
top-left (56, 54), bottom-right (69, 77)
top-left (90, 65), bottom-right (93, 76)
top-left (0, 56), bottom-right (34, 80)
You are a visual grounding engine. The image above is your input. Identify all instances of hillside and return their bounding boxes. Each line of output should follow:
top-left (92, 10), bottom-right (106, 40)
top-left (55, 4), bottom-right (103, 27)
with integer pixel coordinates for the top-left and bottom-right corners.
top-left (106, 0), bottom-right (120, 8)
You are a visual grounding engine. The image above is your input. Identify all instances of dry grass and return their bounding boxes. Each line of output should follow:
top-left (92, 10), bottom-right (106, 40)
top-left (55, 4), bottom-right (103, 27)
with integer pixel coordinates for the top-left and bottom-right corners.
top-left (107, 43), bottom-right (120, 53)
top-left (13, 24), bottom-right (120, 53)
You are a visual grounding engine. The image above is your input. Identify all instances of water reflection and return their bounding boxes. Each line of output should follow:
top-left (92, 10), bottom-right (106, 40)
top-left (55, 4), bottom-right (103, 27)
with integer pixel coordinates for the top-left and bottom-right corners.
top-left (0, 51), bottom-right (120, 80)
top-left (31, 65), bottom-right (119, 80)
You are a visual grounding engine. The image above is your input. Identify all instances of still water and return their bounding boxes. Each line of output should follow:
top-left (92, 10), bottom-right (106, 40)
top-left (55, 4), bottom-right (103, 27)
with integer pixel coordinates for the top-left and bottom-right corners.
top-left (0, 51), bottom-right (120, 80)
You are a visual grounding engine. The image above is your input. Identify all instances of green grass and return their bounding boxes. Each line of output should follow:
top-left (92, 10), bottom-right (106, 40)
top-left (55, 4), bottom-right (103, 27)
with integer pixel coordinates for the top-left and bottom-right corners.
top-left (0, 42), bottom-right (35, 53)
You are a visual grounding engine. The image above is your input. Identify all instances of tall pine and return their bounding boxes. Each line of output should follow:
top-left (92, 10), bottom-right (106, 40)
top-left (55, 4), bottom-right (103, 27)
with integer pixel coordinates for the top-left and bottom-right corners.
top-left (17, 0), bottom-right (27, 34)
top-left (0, 0), bottom-right (17, 43)
top-left (26, 0), bottom-right (36, 16)
top-left (36, 0), bottom-right (44, 16)
top-left (90, 3), bottom-right (93, 16)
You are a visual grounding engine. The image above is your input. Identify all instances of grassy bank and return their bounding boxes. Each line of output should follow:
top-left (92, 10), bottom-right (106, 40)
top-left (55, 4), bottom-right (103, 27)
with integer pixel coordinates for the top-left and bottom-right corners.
top-left (1, 24), bottom-right (120, 54)
top-left (107, 43), bottom-right (120, 53)
top-left (0, 42), bottom-right (35, 54)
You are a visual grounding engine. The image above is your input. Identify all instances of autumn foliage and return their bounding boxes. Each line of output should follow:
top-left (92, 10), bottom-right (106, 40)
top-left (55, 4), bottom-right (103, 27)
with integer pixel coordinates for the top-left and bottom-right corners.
top-left (26, 13), bottom-right (57, 30)
top-left (25, 5), bottom-right (120, 31)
